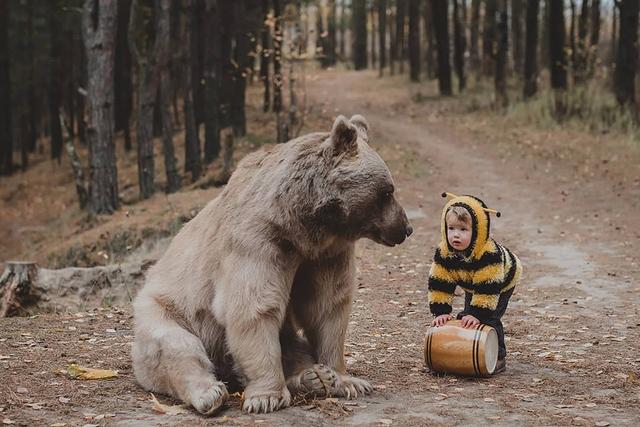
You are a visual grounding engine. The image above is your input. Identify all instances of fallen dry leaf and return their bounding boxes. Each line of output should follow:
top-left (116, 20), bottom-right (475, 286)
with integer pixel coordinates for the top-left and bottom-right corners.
top-left (149, 393), bottom-right (190, 416)
top-left (67, 364), bottom-right (118, 380)
top-left (2, 419), bottom-right (14, 425)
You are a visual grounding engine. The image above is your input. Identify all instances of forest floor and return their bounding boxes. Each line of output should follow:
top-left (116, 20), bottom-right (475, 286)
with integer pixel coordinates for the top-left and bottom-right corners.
top-left (1, 67), bottom-right (640, 426)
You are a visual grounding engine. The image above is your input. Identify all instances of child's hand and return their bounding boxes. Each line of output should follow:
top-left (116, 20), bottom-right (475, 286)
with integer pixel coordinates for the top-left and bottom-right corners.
top-left (431, 314), bottom-right (453, 327)
top-left (460, 314), bottom-right (480, 328)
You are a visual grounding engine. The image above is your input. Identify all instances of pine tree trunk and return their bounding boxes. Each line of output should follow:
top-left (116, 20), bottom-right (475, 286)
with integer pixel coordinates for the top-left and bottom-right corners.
top-left (378, 0), bottom-right (386, 75)
top-left (495, 0), bottom-right (508, 107)
top-left (49, 5), bottom-right (64, 162)
top-left (396, 0), bottom-right (405, 73)
top-left (339, 0), bottom-right (347, 58)
top-left (482, 0), bottom-right (496, 77)
top-left (408, 0), bottom-right (420, 81)
top-left (523, 0), bottom-right (540, 99)
top-left (540, 0), bottom-right (549, 69)
top-left (614, 0), bottom-right (639, 108)
top-left (231, 0), bottom-right (250, 138)
top-left (589, 0), bottom-right (600, 76)
top-left (569, 1), bottom-right (576, 76)
top-left (26, 1), bottom-right (37, 154)
top-left (328, 0), bottom-right (337, 66)
top-left (370, 6), bottom-right (377, 69)
top-left (470, 0), bottom-right (480, 81)
top-left (129, 0), bottom-right (158, 200)
top-left (432, 0), bottom-right (452, 95)
top-left (181, 0), bottom-right (202, 182)
top-left (0, 0), bottom-right (13, 175)
top-left (260, 0), bottom-right (271, 112)
top-left (191, 0), bottom-right (205, 126)
top-left (60, 113), bottom-right (89, 209)
top-left (203, 0), bottom-right (221, 163)
top-left (574, 0), bottom-right (590, 84)
top-left (511, 0), bottom-right (524, 75)
top-left (273, 0), bottom-right (284, 109)
top-left (353, 0), bottom-right (368, 70)
top-left (424, 0), bottom-right (436, 80)
top-left (157, 0), bottom-right (181, 193)
top-left (114, 0), bottom-right (133, 152)
top-left (453, 0), bottom-right (466, 92)
top-left (82, 0), bottom-right (119, 214)
top-left (549, 0), bottom-right (567, 116)
top-left (389, 3), bottom-right (396, 75)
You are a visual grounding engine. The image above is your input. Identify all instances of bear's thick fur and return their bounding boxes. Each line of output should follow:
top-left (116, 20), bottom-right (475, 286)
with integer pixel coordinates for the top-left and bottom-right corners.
top-left (132, 115), bottom-right (413, 414)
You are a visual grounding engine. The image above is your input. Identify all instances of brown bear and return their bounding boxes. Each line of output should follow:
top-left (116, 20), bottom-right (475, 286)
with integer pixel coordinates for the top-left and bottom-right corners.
top-left (132, 114), bottom-right (413, 415)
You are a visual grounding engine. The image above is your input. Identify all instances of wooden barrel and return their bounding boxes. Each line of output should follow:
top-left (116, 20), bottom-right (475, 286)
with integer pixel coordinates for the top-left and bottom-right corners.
top-left (424, 320), bottom-right (498, 377)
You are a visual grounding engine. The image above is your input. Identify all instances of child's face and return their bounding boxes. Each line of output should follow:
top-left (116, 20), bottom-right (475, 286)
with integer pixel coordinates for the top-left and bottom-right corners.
top-left (446, 212), bottom-right (472, 251)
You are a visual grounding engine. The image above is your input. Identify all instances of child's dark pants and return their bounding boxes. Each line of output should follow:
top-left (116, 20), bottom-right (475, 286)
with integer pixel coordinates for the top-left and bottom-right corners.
top-left (457, 287), bottom-right (515, 360)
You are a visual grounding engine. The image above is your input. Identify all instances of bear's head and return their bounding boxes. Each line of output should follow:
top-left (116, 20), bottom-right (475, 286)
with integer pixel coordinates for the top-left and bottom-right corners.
top-left (314, 115), bottom-right (413, 247)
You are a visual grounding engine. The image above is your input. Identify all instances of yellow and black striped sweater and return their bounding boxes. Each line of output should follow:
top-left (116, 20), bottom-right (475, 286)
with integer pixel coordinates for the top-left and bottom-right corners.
top-left (427, 195), bottom-right (522, 320)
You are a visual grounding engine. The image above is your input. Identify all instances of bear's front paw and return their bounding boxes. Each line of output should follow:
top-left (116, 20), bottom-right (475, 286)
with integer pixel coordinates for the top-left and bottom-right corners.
top-left (296, 363), bottom-right (338, 397)
top-left (187, 378), bottom-right (228, 415)
top-left (242, 385), bottom-right (291, 414)
top-left (333, 374), bottom-right (373, 399)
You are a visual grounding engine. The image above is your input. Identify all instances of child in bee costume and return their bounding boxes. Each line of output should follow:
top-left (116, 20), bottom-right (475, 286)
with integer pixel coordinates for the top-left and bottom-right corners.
top-left (427, 193), bottom-right (522, 374)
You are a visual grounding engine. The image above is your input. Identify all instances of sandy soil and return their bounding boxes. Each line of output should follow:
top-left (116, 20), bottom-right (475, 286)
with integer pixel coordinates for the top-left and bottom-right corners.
top-left (1, 68), bottom-right (639, 426)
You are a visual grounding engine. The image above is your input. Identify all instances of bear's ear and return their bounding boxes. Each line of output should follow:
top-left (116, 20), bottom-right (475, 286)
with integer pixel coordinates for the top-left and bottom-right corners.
top-left (349, 114), bottom-right (369, 132)
top-left (330, 115), bottom-right (358, 152)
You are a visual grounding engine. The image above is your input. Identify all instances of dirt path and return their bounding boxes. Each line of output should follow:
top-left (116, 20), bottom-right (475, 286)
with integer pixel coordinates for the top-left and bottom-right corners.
top-left (2, 69), bottom-right (639, 426)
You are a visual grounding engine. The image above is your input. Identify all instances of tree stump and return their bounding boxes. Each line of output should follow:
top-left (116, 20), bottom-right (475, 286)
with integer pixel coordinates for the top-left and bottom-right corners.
top-left (0, 261), bottom-right (39, 317)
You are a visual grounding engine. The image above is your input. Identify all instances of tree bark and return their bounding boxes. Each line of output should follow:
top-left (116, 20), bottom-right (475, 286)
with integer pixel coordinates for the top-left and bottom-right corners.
top-left (523, 0), bottom-right (540, 99)
top-left (569, 0), bottom-right (576, 76)
top-left (260, 0), bottom-right (271, 112)
top-left (60, 113), bottom-right (89, 209)
top-left (470, 0), bottom-right (480, 79)
top-left (353, 0), bottom-right (368, 70)
top-left (589, 0), bottom-right (600, 75)
top-left (0, 262), bottom-right (39, 317)
top-left (614, 0), bottom-right (639, 108)
top-left (408, 0), bottom-right (420, 81)
top-left (396, 0), bottom-right (405, 73)
top-left (432, 0), bottom-right (452, 95)
top-left (181, 0), bottom-right (202, 182)
top-left (453, 0), bottom-right (466, 92)
top-left (26, 1), bottom-right (37, 154)
top-left (370, 5), bottom-right (377, 69)
top-left (0, 0), bottom-right (12, 175)
top-left (495, 0), bottom-right (508, 107)
top-left (273, 0), bottom-right (284, 107)
top-left (82, 0), bottom-right (119, 214)
top-left (328, 0), bottom-right (337, 66)
top-left (573, 0), bottom-right (590, 84)
top-left (129, 0), bottom-right (159, 200)
top-left (157, 0), bottom-right (181, 193)
top-left (424, 0), bottom-right (436, 79)
top-left (511, 0), bottom-right (524, 75)
top-left (203, 0), bottom-right (221, 162)
top-left (114, 0), bottom-right (133, 152)
top-left (549, 0), bottom-right (567, 117)
top-left (482, 0), bottom-right (496, 76)
top-left (49, 3), bottom-right (64, 162)
top-left (378, 0), bottom-right (386, 75)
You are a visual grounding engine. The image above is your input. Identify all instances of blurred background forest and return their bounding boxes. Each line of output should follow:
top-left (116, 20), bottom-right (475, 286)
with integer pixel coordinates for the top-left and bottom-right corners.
top-left (0, 0), bottom-right (637, 213)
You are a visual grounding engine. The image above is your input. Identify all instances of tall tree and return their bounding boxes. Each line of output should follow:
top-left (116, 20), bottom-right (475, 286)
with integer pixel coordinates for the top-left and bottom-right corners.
top-left (328, 0), bottom-right (338, 66)
top-left (370, 4), bottom-right (377, 69)
top-left (260, 0), bottom-right (271, 112)
top-left (408, 0), bottom-right (420, 81)
top-left (48, 1), bottom-right (64, 162)
top-left (181, 0), bottom-right (202, 182)
top-left (469, 0), bottom-right (481, 80)
top-left (453, 0), bottom-right (466, 91)
top-left (589, 0), bottom-right (600, 75)
top-left (203, 0), bottom-right (221, 162)
top-left (574, 0), bottom-right (590, 83)
top-left (353, 0), bottom-right (368, 69)
top-left (0, 0), bottom-right (12, 175)
top-left (82, 0), bottom-right (119, 213)
top-left (378, 0), bottom-right (387, 76)
top-left (129, 0), bottom-right (160, 199)
top-left (396, 0), bottom-right (406, 73)
top-left (549, 0), bottom-right (567, 116)
top-left (157, 0), bottom-right (181, 193)
top-left (273, 0), bottom-right (284, 108)
top-left (390, 1), bottom-right (396, 74)
top-left (482, 0), bottom-right (497, 76)
top-left (523, 0), bottom-right (540, 98)
top-left (540, 0), bottom-right (549, 68)
top-left (114, 0), bottom-right (133, 152)
top-left (511, 0), bottom-right (524, 75)
top-left (614, 0), bottom-right (639, 108)
top-left (424, 0), bottom-right (436, 79)
top-left (432, 0), bottom-right (452, 95)
top-left (495, 0), bottom-right (508, 107)
top-left (25, 1), bottom-right (37, 154)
